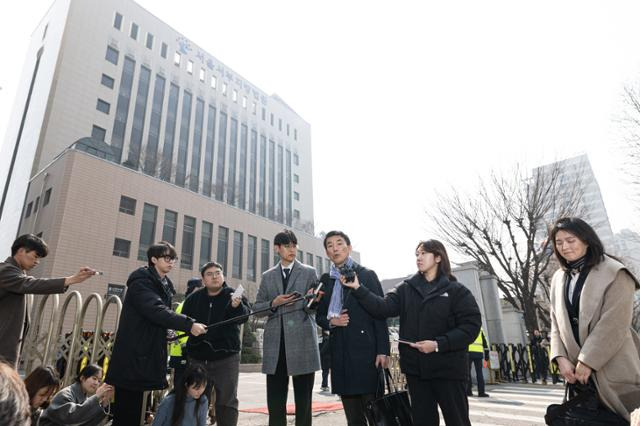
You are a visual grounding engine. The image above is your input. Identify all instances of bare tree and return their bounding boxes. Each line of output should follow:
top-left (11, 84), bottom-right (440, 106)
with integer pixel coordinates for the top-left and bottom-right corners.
top-left (429, 163), bottom-right (583, 333)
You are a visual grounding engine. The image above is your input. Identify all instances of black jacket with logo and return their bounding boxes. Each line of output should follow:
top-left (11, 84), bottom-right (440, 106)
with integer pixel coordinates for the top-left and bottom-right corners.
top-left (182, 284), bottom-right (250, 361)
top-left (353, 273), bottom-right (481, 380)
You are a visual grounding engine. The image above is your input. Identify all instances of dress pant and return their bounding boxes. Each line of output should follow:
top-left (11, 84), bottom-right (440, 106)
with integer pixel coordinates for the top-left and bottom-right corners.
top-left (406, 375), bottom-right (471, 426)
top-left (266, 338), bottom-right (315, 426)
top-left (189, 353), bottom-right (241, 426)
top-left (341, 393), bottom-right (375, 426)
top-left (467, 352), bottom-right (485, 395)
top-left (111, 387), bottom-right (145, 426)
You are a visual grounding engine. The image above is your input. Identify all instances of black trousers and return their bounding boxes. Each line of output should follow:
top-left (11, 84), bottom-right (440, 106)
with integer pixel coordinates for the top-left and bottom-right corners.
top-left (111, 387), bottom-right (145, 426)
top-left (321, 368), bottom-right (330, 388)
top-left (266, 339), bottom-right (315, 426)
top-left (341, 393), bottom-right (375, 426)
top-left (406, 375), bottom-right (471, 426)
top-left (467, 353), bottom-right (485, 395)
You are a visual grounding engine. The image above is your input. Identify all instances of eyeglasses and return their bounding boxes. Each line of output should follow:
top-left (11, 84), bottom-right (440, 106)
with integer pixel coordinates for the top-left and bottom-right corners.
top-left (160, 255), bottom-right (178, 263)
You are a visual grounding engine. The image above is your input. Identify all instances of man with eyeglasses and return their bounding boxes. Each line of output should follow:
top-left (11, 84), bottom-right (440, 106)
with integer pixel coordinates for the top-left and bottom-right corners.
top-left (254, 229), bottom-right (321, 426)
top-left (181, 261), bottom-right (250, 426)
top-left (0, 234), bottom-right (97, 369)
top-left (105, 241), bottom-right (207, 426)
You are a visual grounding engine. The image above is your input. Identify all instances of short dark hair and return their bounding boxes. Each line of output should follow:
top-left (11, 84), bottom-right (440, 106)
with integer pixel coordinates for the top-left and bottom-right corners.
top-left (23, 366), bottom-right (59, 406)
top-left (323, 231), bottom-right (351, 249)
top-left (200, 261), bottom-right (223, 277)
top-left (549, 217), bottom-right (605, 269)
top-left (274, 229), bottom-right (297, 246)
top-left (147, 241), bottom-right (177, 267)
top-left (76, 364), bottom-right (102, 383)
top-left (416, 239), bottom-right (456, 281)
top-left (11, 234), bottom-right (48, 257)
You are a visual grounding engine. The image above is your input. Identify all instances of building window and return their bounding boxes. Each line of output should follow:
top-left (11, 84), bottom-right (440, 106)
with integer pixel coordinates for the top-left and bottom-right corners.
top-left (33, 197), bottom-right (40, 214)
top-left (24, 202), bottom-right (33, 218)
top-left (200, 221), bottom-right (213, 266)
top-left (293, 153), bottom-right (299, 166)
top-left (297, 250), bottom-right (304, 262)
top-left (242, 96), bottom-right (247, 108)
top-left (181, 216), bottom-right (196, 269)
top-left (232, 231), bottom-right (243, 279)
top-left (222, 82), bottom-right (227, 96)
top-left (270, 113), bottom-right (274, 126)
top-left (137, 203), bottom-right (157, 260)
top-left (260, 239), bottom-right (270, 274)
top-left (106, 46), bottom-right (119, 65)
top-left (101, 74), bottom-right (115, 89)
top-left (248, 235), bottom-right (257, 282)
top-left (210, 75), bottom-right (217, 89)
top-left (252, 101), bottom-right (257, 114)
top-left (325, 259), bottom-right (331, 273)
top-left (161, 42), bottom-right (168, 58)
top-left (113, 12), bottom-right (123, 30)
top-left (162, 209), bottom-right (177, 244)
top-left (96, 98), bottom-right (110, 114)
top-left (232, 89), bottom-right (237, 102)
top-left (316, 256), bottom-right (323, 275)
top-left (187, 60), bottom-right (193, 74)
top-left (174, 52), bottom-right (181, 66)
top-left (306, 253), bottom-right (314, 266)
top-left (261, 108), bottom-right (266, 121)
top-left (91, 125), bottom-right (106, 141)
top-left (293, 209), bottom-right (300, 219)
top-left (111, 56), bottom-right (136, 163)
top-left (130, 22), bottom-right (139, 40)
top-left (125, 65), bottom-right (151, 170)
top-left (293, 174), bottom-right (299, 183)
top-left (217, 226), bottom-right (229, 272)
top-left (118, 195), bottom-right (136, 215)
top-left (278, 118), bottom-right (282, 131)
top-left (113, 238), bottom-right (131, 258)
top-left (146, 32), bottom-right (154, 49)
top-left (286, 123), bottom-right (290, 136)
top-left (43, 188), bottom-right (52, 206)
top-left (294, 192), bottom-right (300, 201)
top-left (294, 129), bottom-right (297, 140)
top-left (199, 68), bottom-right (205, 82)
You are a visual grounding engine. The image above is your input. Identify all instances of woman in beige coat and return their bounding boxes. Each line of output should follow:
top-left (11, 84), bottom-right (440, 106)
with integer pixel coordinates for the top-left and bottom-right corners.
top-left (549, 217), bottom-right (640, 421)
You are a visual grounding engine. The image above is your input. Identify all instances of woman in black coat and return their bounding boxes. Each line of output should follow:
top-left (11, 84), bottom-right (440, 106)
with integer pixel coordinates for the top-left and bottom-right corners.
top-left (343, 239), bottom-right (481, 426)
top-left (105, 242), bottom-right (207, 426)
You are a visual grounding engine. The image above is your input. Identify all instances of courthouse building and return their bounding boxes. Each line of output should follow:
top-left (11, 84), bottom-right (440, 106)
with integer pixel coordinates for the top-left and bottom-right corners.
top-left (0, 0), bottom-right (338, 329)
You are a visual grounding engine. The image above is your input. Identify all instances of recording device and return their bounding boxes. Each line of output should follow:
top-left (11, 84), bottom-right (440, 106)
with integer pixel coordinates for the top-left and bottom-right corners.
top-left (306, 282), bottom-right (323, 308)
top-left (94, 271), bottom-right (104, 276)
top-left (289, 291), bottom-right (302, 299)
top-left (338, 264), bottom-right (356, 283)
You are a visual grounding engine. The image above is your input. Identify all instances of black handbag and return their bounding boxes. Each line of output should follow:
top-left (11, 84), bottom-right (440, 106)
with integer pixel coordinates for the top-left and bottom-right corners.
top-left (545, 382), bottom-right (628, 425)
top-left (365, 368), bottom-right (413, 426)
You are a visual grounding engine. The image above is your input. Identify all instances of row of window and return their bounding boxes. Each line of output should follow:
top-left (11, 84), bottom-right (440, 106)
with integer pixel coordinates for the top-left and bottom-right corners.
top-left (94, 56), bottom-right (304, 226)
top-left (114, 196), bottom-right (328, 279)
top-left (24, 188), bottom-right (52, 219)
top-left (111, 13), bottom-right (298, 140)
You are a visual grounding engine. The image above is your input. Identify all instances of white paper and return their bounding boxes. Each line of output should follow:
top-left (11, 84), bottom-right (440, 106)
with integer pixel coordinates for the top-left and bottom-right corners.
top-left (232, 284), bottom-right (245, 300)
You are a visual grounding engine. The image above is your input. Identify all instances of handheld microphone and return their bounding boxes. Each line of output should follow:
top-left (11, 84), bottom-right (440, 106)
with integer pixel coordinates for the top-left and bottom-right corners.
top-left (306, 282), bottom-right (323, 308)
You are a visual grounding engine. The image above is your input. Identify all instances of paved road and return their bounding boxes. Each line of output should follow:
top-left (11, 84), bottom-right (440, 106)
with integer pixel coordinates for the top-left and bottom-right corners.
top-left (236, 371), bottom-right (564, 425)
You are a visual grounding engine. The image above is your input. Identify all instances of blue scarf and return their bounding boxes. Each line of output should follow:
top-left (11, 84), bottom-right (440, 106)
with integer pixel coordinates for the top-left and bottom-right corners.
top-left (327, 256), bottom-right (354, 319)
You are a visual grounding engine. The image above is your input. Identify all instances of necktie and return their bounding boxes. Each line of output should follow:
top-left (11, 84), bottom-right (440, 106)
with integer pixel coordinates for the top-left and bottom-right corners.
top-left (283, 268), bottom-right (291, 280)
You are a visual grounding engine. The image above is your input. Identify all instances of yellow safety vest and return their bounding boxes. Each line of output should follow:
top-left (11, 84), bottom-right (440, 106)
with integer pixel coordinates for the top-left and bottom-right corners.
top-left (469, 329), bottom-right (487, 353)
top-left (169, 302), bottom-right (188, 357)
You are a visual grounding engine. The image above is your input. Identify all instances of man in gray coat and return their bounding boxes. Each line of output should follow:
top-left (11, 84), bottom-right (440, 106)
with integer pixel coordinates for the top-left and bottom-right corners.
top-left (0, 234), bottom-right (96, 368)
top-left (254, 229), bottom-right (321, 426)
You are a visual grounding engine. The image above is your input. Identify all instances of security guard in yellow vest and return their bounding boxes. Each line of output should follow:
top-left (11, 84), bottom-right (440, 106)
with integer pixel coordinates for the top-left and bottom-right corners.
top-left (169, 278), bottom-right (203, 385)
top-left (467, 328), bottom-right (490, 397)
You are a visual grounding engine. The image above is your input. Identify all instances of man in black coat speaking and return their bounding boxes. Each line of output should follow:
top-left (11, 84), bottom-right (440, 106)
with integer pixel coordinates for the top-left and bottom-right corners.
top-left (105, 241), bottom-right (206, 425)
top-left (315, 231), bottom-right (390, 426)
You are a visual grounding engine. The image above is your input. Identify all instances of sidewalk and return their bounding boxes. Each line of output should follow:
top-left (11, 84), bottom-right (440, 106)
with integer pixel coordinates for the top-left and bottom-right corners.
top-left (237, 371), bottom-right (346, 425)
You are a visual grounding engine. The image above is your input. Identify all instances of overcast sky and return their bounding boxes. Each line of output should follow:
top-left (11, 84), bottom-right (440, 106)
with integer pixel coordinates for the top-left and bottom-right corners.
top-left (2, 1), bottom-right (640, 279)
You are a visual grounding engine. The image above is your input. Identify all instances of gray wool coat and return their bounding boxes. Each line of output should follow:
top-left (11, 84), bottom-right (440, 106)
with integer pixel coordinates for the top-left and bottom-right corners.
top-left (0, 257), bottom-right (66, 368)
top-left (254, 260), bottom-right (321, 376)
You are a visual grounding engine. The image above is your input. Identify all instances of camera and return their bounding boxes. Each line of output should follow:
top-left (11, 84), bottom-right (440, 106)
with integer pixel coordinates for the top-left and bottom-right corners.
top-left (338, 264), bottom-right (356, 283)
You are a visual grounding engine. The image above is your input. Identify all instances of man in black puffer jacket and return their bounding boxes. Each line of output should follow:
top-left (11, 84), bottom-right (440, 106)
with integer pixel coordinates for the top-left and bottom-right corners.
top-left (105, 242), bottom-right (207, 426)
top-left (343, 239), bottom-right (481, 426)
top-left (182, 261), bottom-right (250, 426)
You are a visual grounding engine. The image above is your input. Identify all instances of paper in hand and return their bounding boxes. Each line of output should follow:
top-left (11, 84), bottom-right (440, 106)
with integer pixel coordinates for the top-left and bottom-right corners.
top-left (232, 284), bottom-right (245, 300)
